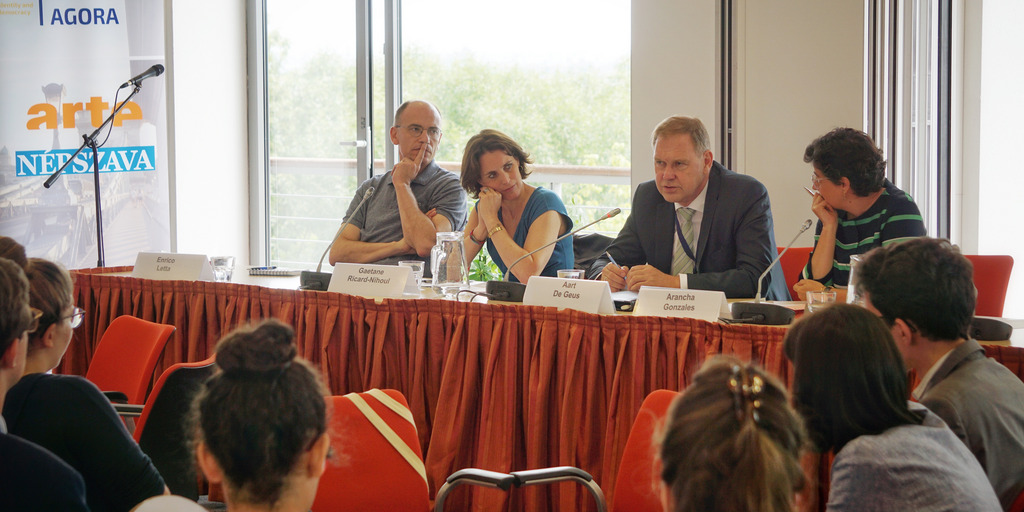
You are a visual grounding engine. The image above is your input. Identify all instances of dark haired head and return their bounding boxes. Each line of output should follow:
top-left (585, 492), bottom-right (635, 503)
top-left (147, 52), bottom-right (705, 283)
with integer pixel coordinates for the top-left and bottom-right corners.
top-left (194, 319), bottom-right (327, 506)
top-left (784, 304), bottom-right (919, 453)
top-left (0, 236), bottom-right (28, 268)
top-left (660, 356), bottom-right (807, 512)
top-left (0, 258), bottom-right (32, 355)
top-left (803, 128), bottom-right (885, 196)
top-left (460, 129), bottom-right (533, 198)
top-left (24, 258), bottom-right (74, 350)
top-left (857, 238), bottom-right (974, 340)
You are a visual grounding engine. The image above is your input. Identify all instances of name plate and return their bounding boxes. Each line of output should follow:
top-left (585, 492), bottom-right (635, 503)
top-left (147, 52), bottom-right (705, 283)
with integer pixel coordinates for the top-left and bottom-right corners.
top-left (523, 276), bottom-right (615, 314)
top-left (327, 263), bottom-right (410, 299)
top-left (131, 252), bottom-right (215, 281)
top-left (632, 286), bottom-right (730, 322)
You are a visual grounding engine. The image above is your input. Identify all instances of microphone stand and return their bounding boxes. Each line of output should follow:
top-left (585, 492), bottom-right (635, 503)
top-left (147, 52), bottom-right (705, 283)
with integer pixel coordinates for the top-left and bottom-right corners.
top-left (43, 84), bottom-right (145, 268)
top-left (486, 208), bottom-right (620, 302)
top-left (299, 187), bottom-right (376, 291)
top-left (730, 219), bottom-right (812, 325)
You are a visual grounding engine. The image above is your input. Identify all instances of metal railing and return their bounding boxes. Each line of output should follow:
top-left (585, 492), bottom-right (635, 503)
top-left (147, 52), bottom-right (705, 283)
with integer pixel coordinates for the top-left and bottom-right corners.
top-left (268, 157), bottom-right (630, 268)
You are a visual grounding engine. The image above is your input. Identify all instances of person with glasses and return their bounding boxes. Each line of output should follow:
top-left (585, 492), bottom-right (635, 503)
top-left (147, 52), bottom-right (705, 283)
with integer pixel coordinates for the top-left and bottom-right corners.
top-left (659, 356), bottom-right (807, 512)
top-left (0, 257), bottom-right (89, 511)
top-left (459, 129), bottom-right (574, 282)
top-left (2, 253), bottom-right (168, 512)
top-left (858, 238), bottom-right (1024, 509)
top-left (329, 100), bottom-right (467, 275)
top-left (793, 127), bottom-right (925, 301)
top-left (785, 304), bottom-right (1000, 511)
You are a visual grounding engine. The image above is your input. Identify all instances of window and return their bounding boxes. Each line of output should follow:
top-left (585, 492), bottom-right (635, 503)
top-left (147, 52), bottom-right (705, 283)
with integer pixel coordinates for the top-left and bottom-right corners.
top-left (257, 1), bottom-right (630, 269)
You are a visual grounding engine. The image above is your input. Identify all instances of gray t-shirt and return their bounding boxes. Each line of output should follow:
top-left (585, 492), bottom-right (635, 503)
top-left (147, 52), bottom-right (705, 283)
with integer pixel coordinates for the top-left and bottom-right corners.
top-left (345, 161), bottom-right (467, 273)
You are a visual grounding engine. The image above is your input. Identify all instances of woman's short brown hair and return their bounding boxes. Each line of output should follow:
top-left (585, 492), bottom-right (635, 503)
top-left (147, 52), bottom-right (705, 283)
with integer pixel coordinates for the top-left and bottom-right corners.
top-left (460, 129), bottom-right (533, 199)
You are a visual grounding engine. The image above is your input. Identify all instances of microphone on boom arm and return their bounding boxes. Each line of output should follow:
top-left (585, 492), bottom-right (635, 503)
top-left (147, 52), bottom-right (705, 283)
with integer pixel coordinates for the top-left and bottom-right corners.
top-left (730, 219), bottom-right (813, 325)
top-left (299, 187), bottom-right (375, 291)
top-left (485, 208), bottom-right (621, 302)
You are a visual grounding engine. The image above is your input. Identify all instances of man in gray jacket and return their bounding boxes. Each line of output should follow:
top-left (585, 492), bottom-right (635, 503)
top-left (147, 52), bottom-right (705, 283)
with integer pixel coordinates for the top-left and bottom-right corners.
top-left (858, 237), bottom-right (1024, 510)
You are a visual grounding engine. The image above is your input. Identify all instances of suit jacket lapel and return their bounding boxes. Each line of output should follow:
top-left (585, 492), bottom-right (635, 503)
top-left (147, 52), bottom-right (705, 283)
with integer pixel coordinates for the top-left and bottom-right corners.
top-left (923, 339), bottom-right (984, 396)
top-left (695, 164), bottom-right (722, 265)
top-left (653, 198), bottom-right (674, 273)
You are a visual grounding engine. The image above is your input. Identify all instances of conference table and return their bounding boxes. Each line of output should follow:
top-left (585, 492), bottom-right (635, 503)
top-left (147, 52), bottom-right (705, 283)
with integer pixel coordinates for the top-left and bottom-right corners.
top-left (61, 267), bottom-right (1024, 511)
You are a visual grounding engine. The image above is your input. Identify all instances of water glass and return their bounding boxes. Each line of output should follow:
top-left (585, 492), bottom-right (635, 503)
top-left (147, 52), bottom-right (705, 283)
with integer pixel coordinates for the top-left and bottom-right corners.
top-left (398, 260), bottom-right (425, 286)
top-left (557, 269), bottom-right (584, 279)
top-left (806, 290), bottom-right (837, 313)
top-left (847, 254), bottom-right (864, 305)
top-left (210, 256), bottom-right (235, 282)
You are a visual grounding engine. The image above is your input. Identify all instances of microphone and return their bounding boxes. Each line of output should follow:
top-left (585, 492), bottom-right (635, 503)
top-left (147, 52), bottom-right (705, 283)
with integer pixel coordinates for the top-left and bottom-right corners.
top-left (299, 186), bottom-right (375, 291)
top-left (485, 208), bottom-right (621, 302)
top-left (730, 219), bottom-right (812, 325)
top-left (120, 64), bottom-right (165, 89)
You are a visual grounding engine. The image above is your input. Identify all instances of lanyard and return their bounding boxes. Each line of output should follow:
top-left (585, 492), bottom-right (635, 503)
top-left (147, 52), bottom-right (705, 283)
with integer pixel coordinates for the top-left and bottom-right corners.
top-left (673, 209), bottom-right (697, 263)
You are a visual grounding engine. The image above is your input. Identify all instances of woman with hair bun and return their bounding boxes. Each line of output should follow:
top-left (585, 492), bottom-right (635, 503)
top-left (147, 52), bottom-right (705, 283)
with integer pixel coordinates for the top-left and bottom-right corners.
top-left (659, 356), bottom-right (807, 512)
top-left (193, 319), bottom-right (330, 511)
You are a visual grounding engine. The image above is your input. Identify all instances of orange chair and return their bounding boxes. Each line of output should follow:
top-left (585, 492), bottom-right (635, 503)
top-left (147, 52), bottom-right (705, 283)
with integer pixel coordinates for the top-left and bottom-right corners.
top-left (85, 315), bottom-right (176, 404)
top-left (965, 255), bottom-right (1014, 317)
top-left (611, 389), bottom-right (680, 512)
top-left (312, 389), bottom-right (429, 512)
top-left (1008, 485), bottom-right (1024, 512)
top-left (778, 247), bottom-right (813, 300)
top-left (133, 357), bottom-right (217, 499)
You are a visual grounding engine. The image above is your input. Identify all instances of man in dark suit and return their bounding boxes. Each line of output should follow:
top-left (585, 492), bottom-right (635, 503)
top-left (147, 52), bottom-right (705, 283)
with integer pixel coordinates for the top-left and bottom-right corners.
top-left (587, 115), bottom-right (788, 300)
top-left (859, 237), bottom-right (1024, 510)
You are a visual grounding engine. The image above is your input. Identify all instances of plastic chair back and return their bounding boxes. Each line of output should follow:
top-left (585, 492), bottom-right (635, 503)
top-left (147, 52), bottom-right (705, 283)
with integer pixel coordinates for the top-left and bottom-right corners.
top-left (312, 389), bottom-right (429, 512)
top-left (611, 389), bottom-right (680, 512)
top-left (778, 247), bottom-right (813, 300)
top-left (1008, 484), bottom-right (1024, 512)
top-left (965, 255), bottom-right (1014, 317)
top-left (85, 316), bottom-right (176, 404)
top-left (134, 357), bottom-right (216, 500)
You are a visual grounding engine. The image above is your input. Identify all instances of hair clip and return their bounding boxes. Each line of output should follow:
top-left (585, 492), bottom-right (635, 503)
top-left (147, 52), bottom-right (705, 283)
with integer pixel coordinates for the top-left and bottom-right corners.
top-left (728, 364), bottom-right (764, 425)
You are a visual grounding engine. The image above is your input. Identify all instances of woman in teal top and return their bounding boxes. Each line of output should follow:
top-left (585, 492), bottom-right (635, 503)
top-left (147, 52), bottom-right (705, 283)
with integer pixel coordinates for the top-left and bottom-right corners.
top-left (460, 129), bottom-right (573, 283)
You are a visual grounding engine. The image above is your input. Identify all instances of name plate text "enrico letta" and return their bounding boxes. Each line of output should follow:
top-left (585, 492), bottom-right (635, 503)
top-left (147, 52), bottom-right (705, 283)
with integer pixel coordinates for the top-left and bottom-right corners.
top-left (523, 276), bottom-right (616, 314)
top-left (632, 286), bottom-right (730, 322)
top-left (327, 263), bottom-right (411, 299)
top-left (131, 252), bottom-right (215, 281)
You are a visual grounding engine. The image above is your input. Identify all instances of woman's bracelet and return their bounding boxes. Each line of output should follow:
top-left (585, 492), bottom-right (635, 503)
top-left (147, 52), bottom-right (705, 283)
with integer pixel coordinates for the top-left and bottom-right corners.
top-left (487, 225), bottom-right (504, 238)
top-left (469, 231), bottom-right (485, 245)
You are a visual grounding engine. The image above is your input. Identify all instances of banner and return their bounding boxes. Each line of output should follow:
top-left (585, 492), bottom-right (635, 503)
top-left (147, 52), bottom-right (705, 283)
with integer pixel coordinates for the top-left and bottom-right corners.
top-left (0, 0), bottom-right (170, 267)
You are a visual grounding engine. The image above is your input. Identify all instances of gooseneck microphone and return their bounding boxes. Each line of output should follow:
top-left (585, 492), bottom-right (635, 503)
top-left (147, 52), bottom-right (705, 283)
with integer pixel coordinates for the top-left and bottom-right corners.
top-left (299, 187), bottom-right (375, 291)
top-left (486, 208), bottom-right (621, 302)
top-left (730, 219), bottom-right (813, 325)
top-left (120, 64), bottom-right (165, 89)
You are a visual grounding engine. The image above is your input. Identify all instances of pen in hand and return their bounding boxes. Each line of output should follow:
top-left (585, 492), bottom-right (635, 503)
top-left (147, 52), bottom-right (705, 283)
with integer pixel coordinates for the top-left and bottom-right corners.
top-left (604, 251), bottom-right (620, 268)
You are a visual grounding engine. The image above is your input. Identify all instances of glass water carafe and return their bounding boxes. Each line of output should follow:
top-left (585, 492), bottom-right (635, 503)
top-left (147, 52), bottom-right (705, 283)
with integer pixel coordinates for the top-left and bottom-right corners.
top-left (430, 231), bottom-right (469, 299)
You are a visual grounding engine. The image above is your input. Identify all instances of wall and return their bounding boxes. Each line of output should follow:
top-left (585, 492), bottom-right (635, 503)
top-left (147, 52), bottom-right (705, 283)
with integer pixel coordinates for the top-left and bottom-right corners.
top-left (166, 0), bottom-right (250, 265)
top-left (632, 1), bottom-right (865, 251)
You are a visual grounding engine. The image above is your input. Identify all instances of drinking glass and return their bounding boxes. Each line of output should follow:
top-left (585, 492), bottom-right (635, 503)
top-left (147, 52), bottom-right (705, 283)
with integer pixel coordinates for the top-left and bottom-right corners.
top-left (398, 260), bottom-right (424, 286)
top-left (557, 269), bottom-right (584, 279)
top-left (210, 256), bottom-right (235, 282)
top-left (806, 290), bottom-right (837, 313)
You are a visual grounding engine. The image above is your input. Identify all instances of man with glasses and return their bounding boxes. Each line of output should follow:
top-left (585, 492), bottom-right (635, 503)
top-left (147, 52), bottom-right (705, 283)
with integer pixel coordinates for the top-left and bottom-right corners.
top-left (858, 237), bottom-right (1024, 510)
top-left (0, 258), bottom-right (89, 510)
top-left (588, 115), bottom-right (788, 299)
top-left (329, 100), bottom-right (467, 274)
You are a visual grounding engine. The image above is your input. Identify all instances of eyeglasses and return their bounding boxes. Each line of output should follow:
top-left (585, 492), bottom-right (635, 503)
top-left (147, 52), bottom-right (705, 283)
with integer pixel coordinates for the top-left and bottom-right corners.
top-left (395, 124), bottom-right (442, 139)
top-left (810, 173), bottom-right (829, 189)
top-left (25, 307), bottom-right (42, 334)
top-left (62, 307), bottom-right (86, 329)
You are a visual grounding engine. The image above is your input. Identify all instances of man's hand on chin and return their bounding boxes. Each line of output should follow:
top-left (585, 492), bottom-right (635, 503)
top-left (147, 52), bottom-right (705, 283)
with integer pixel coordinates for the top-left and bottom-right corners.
top-left (625, 265), bottom-right (680, 291)
top-left (392, 145), bottom-right (427, 187)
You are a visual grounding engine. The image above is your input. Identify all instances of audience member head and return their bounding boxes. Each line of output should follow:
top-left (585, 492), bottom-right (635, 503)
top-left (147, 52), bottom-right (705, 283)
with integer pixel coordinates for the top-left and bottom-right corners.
top-left (23, 258), bottom-right (77, 367)
top-left (803, 127), bottom-right (885, 197)
top-left (459, 129), bottom-right (533, 198)
top-left (784, 304), bottom-right (919, 453)
top-left (390, 100), bottom-right (443, 170)
top-left (659, 356), bottom-right (807, 512)
top-left (0, 236), bottom-right (28, 268)
top-left (193, 319), bottom-right (329, 510)
top-left (0, 258), bottom-right (36, 396)
top-left (651, 116), bottom-right (711, 156)
top-left (858, 237), bottom-right (974, 342)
